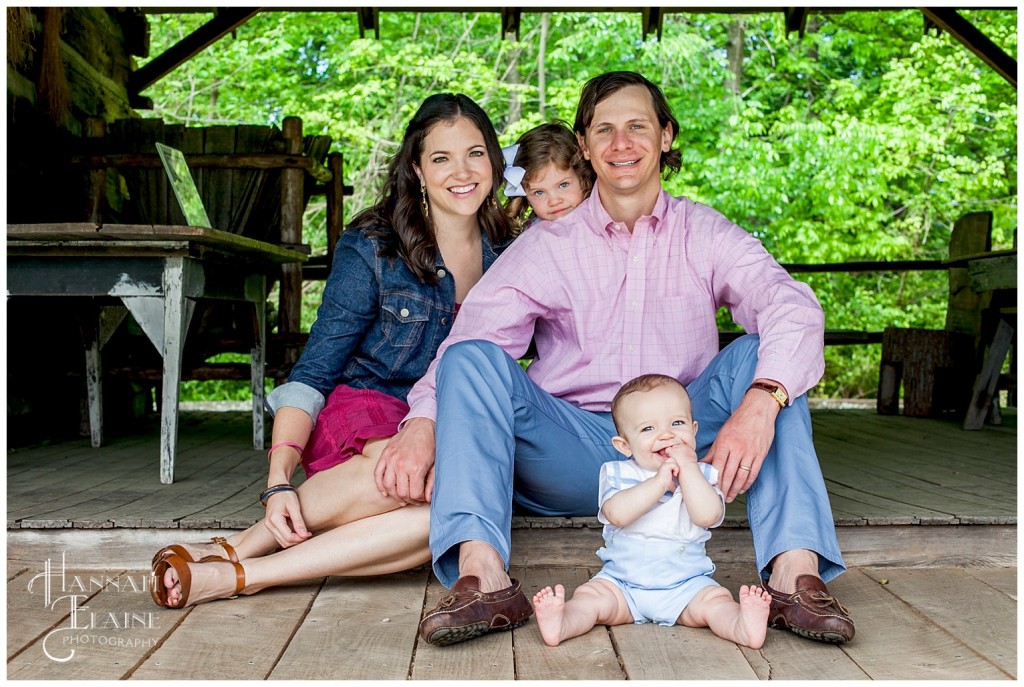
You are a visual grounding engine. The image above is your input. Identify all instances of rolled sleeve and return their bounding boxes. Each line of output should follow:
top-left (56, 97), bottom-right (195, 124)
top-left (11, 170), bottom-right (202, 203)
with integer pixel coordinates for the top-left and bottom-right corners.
top-left (265, 381), bottom-right (325, 426)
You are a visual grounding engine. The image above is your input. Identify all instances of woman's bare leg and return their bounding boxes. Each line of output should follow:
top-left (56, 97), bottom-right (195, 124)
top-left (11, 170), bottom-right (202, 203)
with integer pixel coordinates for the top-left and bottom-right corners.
top-left (162, 502), bottom-right (431, 606)
top-left (163, 438), bottom-right (402, 562)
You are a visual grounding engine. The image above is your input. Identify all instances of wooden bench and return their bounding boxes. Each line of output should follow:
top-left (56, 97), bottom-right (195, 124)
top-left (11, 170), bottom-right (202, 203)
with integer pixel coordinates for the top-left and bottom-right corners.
top-left (877, 212), bottom-right (1017, 426)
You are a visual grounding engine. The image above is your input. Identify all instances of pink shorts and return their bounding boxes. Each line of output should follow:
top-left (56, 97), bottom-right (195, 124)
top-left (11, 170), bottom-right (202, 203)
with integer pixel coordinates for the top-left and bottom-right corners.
top-left (301, 385), bottom-right (409, 478)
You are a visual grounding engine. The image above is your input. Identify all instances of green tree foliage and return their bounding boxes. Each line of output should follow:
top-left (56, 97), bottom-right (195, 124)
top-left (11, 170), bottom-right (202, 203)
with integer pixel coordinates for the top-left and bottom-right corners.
top-left (142, 9), bottom-right (1016, 400)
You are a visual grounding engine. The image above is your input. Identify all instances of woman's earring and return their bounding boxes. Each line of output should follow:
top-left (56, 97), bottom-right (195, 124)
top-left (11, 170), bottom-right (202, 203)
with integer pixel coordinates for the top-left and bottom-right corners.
top-left (420, 184), bottom-right (430, 221)
top-left (489, 193), bottom-right (498, 208)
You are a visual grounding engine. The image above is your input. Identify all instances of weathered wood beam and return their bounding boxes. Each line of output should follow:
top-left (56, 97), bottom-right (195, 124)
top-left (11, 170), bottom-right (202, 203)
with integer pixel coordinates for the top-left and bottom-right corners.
top-left (129, 8), bottom-right (262, 96)
top-left (642, 7), bottom-right (663, 40)
top-left (921, 7), bottom-right (1017, 88)
top-left (70, 153), bottom-right (334, 183)
top-left (782, 260), bottom-right (945, 273)
top-left (358, 7), bottom-right (379, 39)
top-left (784, 7), bottom-right (808, 37)
top-left (501, 7), bottom-right (522, 40)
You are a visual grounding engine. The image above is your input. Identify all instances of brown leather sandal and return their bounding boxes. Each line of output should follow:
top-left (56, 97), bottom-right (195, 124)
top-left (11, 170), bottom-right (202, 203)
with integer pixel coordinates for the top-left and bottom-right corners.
top-left (151, 536), bottom-right (240, 568)
top-left (151, 553), bottom-right (246, 609)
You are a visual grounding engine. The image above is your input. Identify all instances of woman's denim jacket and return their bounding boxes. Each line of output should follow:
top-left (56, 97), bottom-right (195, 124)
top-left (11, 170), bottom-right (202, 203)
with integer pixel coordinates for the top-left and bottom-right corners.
top-left (266, 225), bottom-right (509, 423)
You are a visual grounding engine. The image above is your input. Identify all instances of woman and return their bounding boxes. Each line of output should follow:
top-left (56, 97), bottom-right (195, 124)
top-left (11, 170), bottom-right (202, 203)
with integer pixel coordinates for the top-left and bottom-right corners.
top-left (152, 93), bottom-right (514, 607)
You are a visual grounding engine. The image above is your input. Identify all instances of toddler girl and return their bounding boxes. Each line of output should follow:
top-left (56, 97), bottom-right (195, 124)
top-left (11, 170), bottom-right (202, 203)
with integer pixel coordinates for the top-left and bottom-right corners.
top-left (502, 121), bottom-right (595, 228)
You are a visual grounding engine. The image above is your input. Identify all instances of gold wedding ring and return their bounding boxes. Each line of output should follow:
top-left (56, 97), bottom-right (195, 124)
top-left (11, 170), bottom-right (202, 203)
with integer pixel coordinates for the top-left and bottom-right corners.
top-left (738, 465), bottom-right (751, 471)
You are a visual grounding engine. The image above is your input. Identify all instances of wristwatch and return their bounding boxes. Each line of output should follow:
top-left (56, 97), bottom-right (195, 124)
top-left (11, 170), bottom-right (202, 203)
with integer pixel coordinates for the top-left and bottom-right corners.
top-left (748, 381), bottom-right (788, 408)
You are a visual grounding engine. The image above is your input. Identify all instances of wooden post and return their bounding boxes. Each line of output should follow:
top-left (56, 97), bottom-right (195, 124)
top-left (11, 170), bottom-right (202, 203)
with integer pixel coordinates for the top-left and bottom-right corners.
top-left (279, 117), bottom-right (304, 364)
top-left (964, 318), bottom-right (1015, 429)
top-left (946, 212), bottom-right (993, 337)
top-left (85, 117), bottom-right (107, 224)
top-left (325, 152), bottom-right (344, 274)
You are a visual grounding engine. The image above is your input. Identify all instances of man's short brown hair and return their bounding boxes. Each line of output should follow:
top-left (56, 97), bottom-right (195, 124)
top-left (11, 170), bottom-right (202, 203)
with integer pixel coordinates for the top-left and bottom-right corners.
top-left (573, 71), bottom-right (682, 175)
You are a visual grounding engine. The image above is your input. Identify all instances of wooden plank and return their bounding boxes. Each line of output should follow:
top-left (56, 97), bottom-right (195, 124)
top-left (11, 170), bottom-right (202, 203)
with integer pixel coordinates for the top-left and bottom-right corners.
top-left (837, 524), bottom-right (1016, 569)
top-left (821, 480), bottom-right (952, 525)
top-left (7, 223), bottom-right (308, 263)
top-left (843, 411), bottom-right (1017, 472)
top-left (814, 422), bottom-right (1016, 517)
top-left (821, 452), bottom-right (1015, 521)
top-left (102, 447), bottom-right (262, 526)
top-left (816, 410), bottom-right (1017, 475)
top-left (409, 574), bottom-right (516, 680)
top-left (271, 571), bottom-right (426, 679)
top-left (821, 438), bottom-right (1017, 502)
top-left (861, 567), bottom-right (1016, 676)
top-left (130, 581), bottom-right (319, 680)
top-left (7, 566), bottom-right (174, 679)
top-left (825, 568), bottom-right (1008, 679)
top-left (965, 567), bottom-right (1017, 600)
top-left (965, 318), bottom-right (1016, 430)
top-left (513, 565), bottom-right (623, 680)
top-left (611, 615), bottom-right (758, 679)
top-left (946, 211), bottom-right (993, 336)
top-left (968, 253), bottom-right (1017, 292)
top-left (511, 527), bottom-right (604, 568)
top-left (815, 410), bottom-right (1017, 483)
top-left (7, 566), bottom-right (127, 662)
top-left (200, 125), bottom-right (237, 233)
top-left (710, 564), bottom-right (870, 680)
top-left (7, 528), bottom-right (246, 571)
top-left (230, 125), bottom-right (276, 240)
top-left (7, 413), bottom-right (231, 511)
top-left (9, 432), bottom-right (250, 526)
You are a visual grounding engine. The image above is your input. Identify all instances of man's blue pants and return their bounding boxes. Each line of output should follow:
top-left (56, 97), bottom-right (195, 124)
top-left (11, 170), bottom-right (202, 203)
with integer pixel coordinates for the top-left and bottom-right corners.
top-left (429, 335), bottom-right (846, 588)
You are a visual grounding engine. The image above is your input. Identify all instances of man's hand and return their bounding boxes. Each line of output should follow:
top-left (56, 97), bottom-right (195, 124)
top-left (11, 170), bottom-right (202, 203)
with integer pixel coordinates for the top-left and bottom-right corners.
top-left (701, 382), bottom-right (782, 502)
top-left (374, 417), bottom-right (437, 506)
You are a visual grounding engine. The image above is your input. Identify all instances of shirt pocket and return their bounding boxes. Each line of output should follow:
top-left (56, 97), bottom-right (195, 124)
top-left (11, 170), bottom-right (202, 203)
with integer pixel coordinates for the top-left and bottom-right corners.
top-left (380, 294), bottom-right (431, 348)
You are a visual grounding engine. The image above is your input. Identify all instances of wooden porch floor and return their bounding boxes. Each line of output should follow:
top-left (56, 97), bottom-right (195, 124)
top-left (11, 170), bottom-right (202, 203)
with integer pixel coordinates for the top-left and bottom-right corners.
top-left (6, 407), bottom-right (1017, 679)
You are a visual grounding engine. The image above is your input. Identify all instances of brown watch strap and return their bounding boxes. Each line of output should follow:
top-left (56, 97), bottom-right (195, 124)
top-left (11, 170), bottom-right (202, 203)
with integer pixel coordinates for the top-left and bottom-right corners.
top-left (748, 382), bottom-right (787, 408)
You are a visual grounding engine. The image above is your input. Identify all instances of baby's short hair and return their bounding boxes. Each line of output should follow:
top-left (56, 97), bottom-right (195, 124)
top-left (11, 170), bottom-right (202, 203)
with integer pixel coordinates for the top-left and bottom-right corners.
top-left (610, 373), bottom-right (688, 435)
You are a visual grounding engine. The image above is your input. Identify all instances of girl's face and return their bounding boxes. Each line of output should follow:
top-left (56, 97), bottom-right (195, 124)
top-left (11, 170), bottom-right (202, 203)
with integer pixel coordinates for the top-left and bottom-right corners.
top-left (523, 162), bottom-right (585, 221)
top-left (413, 117), bottom-right (493, 230)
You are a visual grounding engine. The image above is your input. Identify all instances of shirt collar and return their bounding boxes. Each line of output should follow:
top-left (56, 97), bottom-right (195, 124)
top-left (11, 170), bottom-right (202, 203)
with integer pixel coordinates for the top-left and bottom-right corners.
top-left (585, 185), bottom-right (669, 235)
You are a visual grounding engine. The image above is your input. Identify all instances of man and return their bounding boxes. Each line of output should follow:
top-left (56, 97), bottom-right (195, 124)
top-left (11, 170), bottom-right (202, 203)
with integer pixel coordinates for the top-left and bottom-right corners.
top-left (378, 71), bottom-right (853, 646)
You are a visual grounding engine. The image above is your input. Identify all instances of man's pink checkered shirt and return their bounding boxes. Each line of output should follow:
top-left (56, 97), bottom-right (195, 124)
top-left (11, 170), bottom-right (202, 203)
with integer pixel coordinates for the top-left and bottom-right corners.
top-left (405, 187), bottom-right (824, 422)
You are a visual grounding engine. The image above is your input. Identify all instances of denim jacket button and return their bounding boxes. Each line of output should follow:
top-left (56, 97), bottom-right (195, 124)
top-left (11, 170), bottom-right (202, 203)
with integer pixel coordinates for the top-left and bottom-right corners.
top-left (441, 317), bottom-right (449, 326)
top-left (437, 269), bottom-right (447, 278)
top-left (400, 308), bottom-right (410, 318)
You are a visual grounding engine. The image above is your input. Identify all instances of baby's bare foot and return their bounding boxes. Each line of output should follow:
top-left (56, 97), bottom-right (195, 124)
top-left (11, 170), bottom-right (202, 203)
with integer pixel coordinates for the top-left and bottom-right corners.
top-left (736, 585), bottom-right (771, 649)
top-left (532, 584), bottom-right (568, 647)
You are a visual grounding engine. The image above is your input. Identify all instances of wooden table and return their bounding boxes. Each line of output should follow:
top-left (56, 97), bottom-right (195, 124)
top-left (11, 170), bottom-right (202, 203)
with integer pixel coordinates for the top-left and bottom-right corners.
top-left (7, 223), bottom-right (308, 483)
top-left (945, 248), bottom-right (1017, 429)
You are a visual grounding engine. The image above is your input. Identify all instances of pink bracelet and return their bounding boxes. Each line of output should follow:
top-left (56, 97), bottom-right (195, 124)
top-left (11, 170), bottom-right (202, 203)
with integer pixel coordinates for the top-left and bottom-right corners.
top-left (267, 441), bottom-right (304, 461)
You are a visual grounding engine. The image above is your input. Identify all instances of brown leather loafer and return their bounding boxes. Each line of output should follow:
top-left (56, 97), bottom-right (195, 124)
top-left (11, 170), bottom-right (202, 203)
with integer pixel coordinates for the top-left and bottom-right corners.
top-left (767, 574), bottom-right (855, 643)
top-left (419, 575), bottom-right (534, 646)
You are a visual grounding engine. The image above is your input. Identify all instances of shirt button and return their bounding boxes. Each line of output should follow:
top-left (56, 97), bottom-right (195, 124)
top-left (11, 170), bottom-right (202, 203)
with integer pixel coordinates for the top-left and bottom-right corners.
top-left (437, 269), bottom-right (447, 278)
top-left (399, 308), bottom-right (410, 318)
top-left (628, 345), bottom-right (635, 352)
top-left (633, 256), bottom-right (640, 263)
top-left (441, 317), bottom-right (449, 326)
top-left (679, 545), bottom-right (686, 553)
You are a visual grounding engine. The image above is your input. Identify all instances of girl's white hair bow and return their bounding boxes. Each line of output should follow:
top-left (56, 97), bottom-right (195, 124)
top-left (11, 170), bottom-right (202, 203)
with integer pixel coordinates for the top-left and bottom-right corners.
top-left (502, 144), bottom-right (526, 197)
